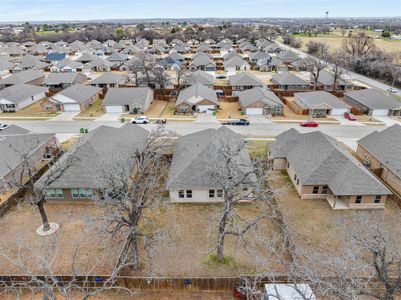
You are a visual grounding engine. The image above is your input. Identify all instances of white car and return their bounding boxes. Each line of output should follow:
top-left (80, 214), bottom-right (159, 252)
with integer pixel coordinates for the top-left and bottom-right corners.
top-left (0, 124), bottom-right (9, 131)
top-left (387, 87), bottom-right (397, 94)
top-left (131, 116), bottom-right (150, 124)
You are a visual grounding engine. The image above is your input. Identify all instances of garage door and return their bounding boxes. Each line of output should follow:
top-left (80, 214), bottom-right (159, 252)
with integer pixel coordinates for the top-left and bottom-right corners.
top-left (105, 106), bottom-right (123, 113)
top-left (246, 108), bottom-right (263, 115)
top-left (63, 104), bottom-right (81, 112)
top-left (331, 109), bottom-right (349, 116)
top-left (372, 109), bottom-right (389, 116)
top-left (198, 105), bottom-right (215, 113)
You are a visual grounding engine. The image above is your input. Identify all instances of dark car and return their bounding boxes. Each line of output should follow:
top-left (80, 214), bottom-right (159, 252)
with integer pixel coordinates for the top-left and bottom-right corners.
top-left (223, 119), bottom-right (250, 126)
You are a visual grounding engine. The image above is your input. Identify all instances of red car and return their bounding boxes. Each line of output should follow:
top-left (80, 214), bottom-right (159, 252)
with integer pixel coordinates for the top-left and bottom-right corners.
top-left (300, 120), bottom-right (319, 127)
top-left (344, 112), bottom-right (357, 121)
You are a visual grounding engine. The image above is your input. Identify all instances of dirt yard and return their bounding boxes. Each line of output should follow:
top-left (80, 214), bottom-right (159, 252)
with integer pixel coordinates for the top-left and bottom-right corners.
top-left (0, 203), bottom-right (123, 275)
top-left (273, 105), bottom-right (338, 121)
top-left (76, 99), bottom-right (105, 118)
top-left (216, 101), bottom-right (243, 119)
top-left (145, 100), bottom-right (168, 118)
top-left (0, 99), bottom-right (59, 118)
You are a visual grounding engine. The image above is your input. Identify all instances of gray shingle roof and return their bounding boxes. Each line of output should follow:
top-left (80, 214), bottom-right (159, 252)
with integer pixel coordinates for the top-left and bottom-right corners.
top-left (0, 125), bottom-right (29, 135)
top-left (295, 91), bottom-right (350, 109)
top-left (317, 70), bottom-right (353, 86)
top-left (44, 72), bottom-right (86, 85)
top-left (185, 70), bottom-right (214, 86)
top-left (90, 72), bottom-right (127, 85)
top-left (358, 124), bottom-right (401, 178)
top-left (177, 83), bottom-right (218, 106)
top-left (0, 69), bottom-right (44, 86)
top-left (0, 133), bottom-right (55, 179)
top-left (269, 130), bottom-right (390, 196)
top-left (224, 56), bottom-right (249, 68)
top-left (0, 84), bottom-right (47, 104)
top-left (238, 87), bottom-right (283, 108)
top-left (51, 84), bottom-right (101, 104)
top-left (229, 72), bottom-right (263, 86)
top-left (272, 72), bottom-right (309, 86)
top-left (345, 89), bottom-right (401, 110)
top-left (103, 87), bottom-right (152, 106)
top-left (35, 125), bottom-right (148, 189)
top-left (167, 127), bottom-right (253, 189)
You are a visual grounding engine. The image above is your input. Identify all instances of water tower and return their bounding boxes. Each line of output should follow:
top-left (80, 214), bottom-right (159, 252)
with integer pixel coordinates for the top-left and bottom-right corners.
top-left (325, 11), bottom-right (329, 19)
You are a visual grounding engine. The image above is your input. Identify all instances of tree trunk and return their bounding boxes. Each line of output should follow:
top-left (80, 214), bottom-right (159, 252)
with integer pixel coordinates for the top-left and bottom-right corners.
top-left (130, 235), bottom-right (140, 270)
top-left (38, 198), bottom-right (50, 231)
top-left (216, 206), bottom-right (229, 261)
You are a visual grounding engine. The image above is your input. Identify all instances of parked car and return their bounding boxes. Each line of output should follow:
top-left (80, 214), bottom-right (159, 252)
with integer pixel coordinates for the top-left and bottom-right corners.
top-left (216, 75), bottom-right (226, 79)
top-left (0, 124), bottom-right (10, 131)
top-left (344, 112), bottom-right (357, 121)
top-left (387, 87), bottom-right (397, 94)
top-left (131, 116), bottom-right (150, 124)
top-left (223, 119), bottom-right (250, 126)
top-left (300, 120), bottom-right (319, 127)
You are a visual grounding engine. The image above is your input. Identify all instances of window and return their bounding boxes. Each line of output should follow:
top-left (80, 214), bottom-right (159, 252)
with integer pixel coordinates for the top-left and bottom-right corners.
top-left (209, 190), bottom-right (215, 198)
top-left (375, 195), bottom-right (381, 204)
top-left (178, 190), bottom-right (185, 198)
top-left (44, 189), bottom-right (64, 198)
top-left (86, 189), bottom-right (94, 198)
top-left (296, 179), bottom-right (299, 185)
top-left (217, 189), bottom-right (223, 198)
top-left (186, 190), bottom-right (192, 198)
top-left (322, 186), bottom-right (328, 194)
top-left (312, 186), bottom-right (319, 194)
top-left (355, 195), bottom-right (362, 204)
top-left (79, 188), bottom-right (86, 198)
top-left (71, 189), bottom-right (79, 198)
top-left (56, 189), bottom-right (64, 198)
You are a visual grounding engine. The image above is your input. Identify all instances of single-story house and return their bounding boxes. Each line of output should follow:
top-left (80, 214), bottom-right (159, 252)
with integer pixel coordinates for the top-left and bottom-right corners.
top-left (257, 56), bottom-right (287, 72)
top-left (343, 89), bottom-right (401, 116)
top-left (11, 55), bottom-right (50, 72)
top-left (0, 133), bottom-right (59, 191)
top-left (90, 72), bottom-right (127, 89)
top-left (34, 125), bottom-right (148, 202)
top-left (75, 52), bottom-right (98, 64)
top-left (294, 91), bottom-right (351, 117)
top-left (356, 124), bottom-right (401, 195)
top-left (176, 83), bottom-right (218, 113)
top-left (229, 72), bottom-right (264, 94)
top-left (44, 52), bottom-right (67, 64)
top-left (0, 57), bottom-right (14, 76)
top-left (167, 127), bottom-right (254, 202)
top-left (84, 57), bottom-right (114, 72)
top-left (277, 50), bottom-right (300, 64)
top-left (43, 72), bottom-right (87, 89)
top-left (103, 87), bottom-right (153, 113)
top-left (269, 129), bottom-right (391, 209)
top-left (315, 70), bottom-right (354, 91)
top-left (184, 70), bottom-right (214, 87)
top-left (238, 87), bottom-right (284, 116)
top-left (189, 55), bottom-right (216, 71)
top-left (0, 84), bottom-right (48, 112)
top-left (0, 69), bottom-right (45, 89)
top-left (50, 58), bottom-right (83, 73)
top-left (43, 84), bottom-right (101, 112)
top-left (223, 56), bottom-right (251, 72)
top-left (271, 72), bottom-right (310, 91)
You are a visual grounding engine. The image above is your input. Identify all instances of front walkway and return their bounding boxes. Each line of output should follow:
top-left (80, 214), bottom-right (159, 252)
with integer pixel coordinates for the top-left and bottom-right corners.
top-left (332, 115), bottom-right (365, 126)
top-left (373, 116), bottom-right (401, 126)
top-left (195, 113), bottom-right (220, 124)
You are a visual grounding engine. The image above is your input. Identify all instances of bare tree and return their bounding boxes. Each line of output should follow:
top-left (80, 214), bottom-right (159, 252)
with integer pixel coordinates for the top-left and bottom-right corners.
top-left (327, 50), bottom-right (348, 92)
top-left (303, 50), bottom-right (329, 91)
top-left (342, 32), bottom-right (376, 57)
top-left (175, 64), bottom-right (188, 86)
top-left (153, 66), bottom-right (171, 89)
top-left (97, 127), bottom-right (170, 270)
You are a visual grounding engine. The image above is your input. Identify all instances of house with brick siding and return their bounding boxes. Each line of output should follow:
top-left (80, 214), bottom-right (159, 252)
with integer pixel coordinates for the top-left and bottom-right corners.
top-left (176, 83), bottom-right (218, 113)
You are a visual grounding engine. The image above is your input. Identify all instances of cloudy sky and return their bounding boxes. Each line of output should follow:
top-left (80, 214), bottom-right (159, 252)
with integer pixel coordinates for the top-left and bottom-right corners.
top-left (1, 0), bottom-right (400, 22)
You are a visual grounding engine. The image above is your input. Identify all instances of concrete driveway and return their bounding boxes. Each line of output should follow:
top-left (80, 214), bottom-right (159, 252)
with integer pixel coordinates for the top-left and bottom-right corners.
top-left (373, 116), bottom-right (401, 126)
top-left (247, 115), bottom-right (273, 124)
top-left (95, 113), bottom-right (122, 122)
top-left (332, 115), bottom-right (365, 126)
top-left (48, 112), bottom-right (80, 121)
top-left (195, 114), bottom-right (220, 124)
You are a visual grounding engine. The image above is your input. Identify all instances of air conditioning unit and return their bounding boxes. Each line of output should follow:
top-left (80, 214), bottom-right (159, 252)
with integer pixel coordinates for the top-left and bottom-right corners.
top-left (43, 153), bottom-right (52, 159)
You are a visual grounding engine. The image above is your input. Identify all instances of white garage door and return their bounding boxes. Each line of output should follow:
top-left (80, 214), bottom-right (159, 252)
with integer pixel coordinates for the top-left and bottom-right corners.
top-left (198, 105), bottom-right (215, 113)
top-left (372, 109), bottom-right (389, 116)
top-left (105, 106), bottom-right (123, 113)
top-left (63, 104), bottom-right (81, 112)
top-left (246, 108), bottom-right (263, 115)
top-left (331, 109), bottom-right (349, 116)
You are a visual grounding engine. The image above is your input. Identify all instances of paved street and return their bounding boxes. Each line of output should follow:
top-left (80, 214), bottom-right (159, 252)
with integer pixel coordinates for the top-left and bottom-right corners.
top-left (6, 119), bottom-right (387, 140)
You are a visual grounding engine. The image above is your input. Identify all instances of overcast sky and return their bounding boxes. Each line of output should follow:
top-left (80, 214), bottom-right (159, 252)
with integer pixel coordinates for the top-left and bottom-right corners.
top-left (1, 0), bottom-right (400, 22)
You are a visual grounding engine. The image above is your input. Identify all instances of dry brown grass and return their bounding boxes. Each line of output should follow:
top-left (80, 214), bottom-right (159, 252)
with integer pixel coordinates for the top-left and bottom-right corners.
top-left (216, 101), bottom-right (243, 119)
top-left (76, 99), bottom-right (105, 118)
top-left (0, 99), bottom-right (59, 118)
top-left (145, 100), bottom-right (168, 118)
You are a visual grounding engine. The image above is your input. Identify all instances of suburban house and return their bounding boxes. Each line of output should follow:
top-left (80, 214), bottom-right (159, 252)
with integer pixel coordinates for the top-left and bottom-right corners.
top-left (269, 129), bottom-right (391, 209)
top-left (44, 52), bottom-right (67, 64)
top-left (0, 57), bottom-right (14, 76)
top-left (356, 124), bottom-right (401, 195)
top-left (189, 54), bottom-right (216, 71)
top-left (0, 84), bottom-right (48, 112)
top-left (76, 52), bottom-right (98, 64)
top-left (315, 70), bottom-right (355, 91)
top-left (176, 83), bottom-right (218, 113)
top-left (103, 87), bottom-right (153, 113)
top-left (277, 50), bottom-right (300, 64)
top-left (50, 58), bottom-right (83, 73)
top-left (84, 57), bottom-right (114, 72)
top-left (223, 56), bottom-right (251, 72)
top-left (42, 84), bottom-right (101, 112)
top-left (43, 72), bottom-right (87, 89)
top-left (0, 69), bottom-right (45, 89)
top-left (271, 72), bottom-right (310, 91)
top-left (293, 91), bottom-right (351, 117)
top-left (229, 72), bottom-right (264, 94)
top-left (184, 70), bottom-right (214, 87)
top-left (11, 55), bottom-right (49, 72)
top-left (257, 56), bottom-right (287, 72)
top-left (34, 125), bottom-right (148, 202)
top-left (167, 127), bottom-right (254, 202)
top-left (0, 133), bottom-right (59, 192)
top-left (343, 89), bottom-right (401, 116)
top-left (238, 87), bottom-right (284, 116)
top-left (90, 72), bottom-right (127, 89)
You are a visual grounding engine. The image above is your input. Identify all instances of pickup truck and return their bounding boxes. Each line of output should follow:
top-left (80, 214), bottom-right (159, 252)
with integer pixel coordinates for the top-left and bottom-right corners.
top-left (223, 119), bottom-right (250, 126)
